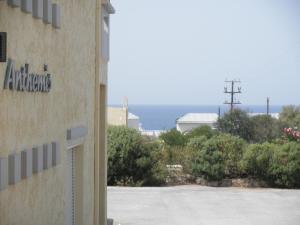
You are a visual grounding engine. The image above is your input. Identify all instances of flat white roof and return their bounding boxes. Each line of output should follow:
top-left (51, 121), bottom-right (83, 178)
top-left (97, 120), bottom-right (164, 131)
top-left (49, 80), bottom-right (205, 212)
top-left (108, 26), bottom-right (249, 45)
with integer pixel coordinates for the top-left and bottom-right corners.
top-left (248, 113), bottom-right (280, 119)
top-left (128, 112), bottom-right (139, 120)
top-left (177, 113), bottom-right (219, 124)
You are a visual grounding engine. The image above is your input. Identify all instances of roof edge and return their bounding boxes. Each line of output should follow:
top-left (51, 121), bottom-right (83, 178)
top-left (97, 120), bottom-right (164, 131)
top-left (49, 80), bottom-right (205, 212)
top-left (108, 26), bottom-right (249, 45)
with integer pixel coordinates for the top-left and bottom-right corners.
top-left (102, 2), bottom-right (115, 14)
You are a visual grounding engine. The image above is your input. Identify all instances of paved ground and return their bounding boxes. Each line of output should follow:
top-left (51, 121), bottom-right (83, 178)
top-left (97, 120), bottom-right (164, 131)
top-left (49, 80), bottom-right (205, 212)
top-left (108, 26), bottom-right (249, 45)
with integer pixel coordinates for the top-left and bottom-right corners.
top-left (108, 185), bottom-right (300, 225)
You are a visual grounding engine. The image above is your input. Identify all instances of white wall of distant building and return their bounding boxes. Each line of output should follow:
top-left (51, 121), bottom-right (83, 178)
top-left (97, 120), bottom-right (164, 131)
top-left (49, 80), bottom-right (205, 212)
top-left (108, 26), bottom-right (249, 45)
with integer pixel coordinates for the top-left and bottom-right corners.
top-left (128, 118), bottom-right (140, 130)
top-left (176, 123), bottom-right (216, 133)
top-left (176, 113), bottom-right (218, 133)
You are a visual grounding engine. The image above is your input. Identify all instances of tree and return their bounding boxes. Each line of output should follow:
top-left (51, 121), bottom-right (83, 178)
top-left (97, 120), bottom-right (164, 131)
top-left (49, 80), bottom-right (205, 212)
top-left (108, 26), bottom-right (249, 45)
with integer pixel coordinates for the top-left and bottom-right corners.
top-left (217, 109), bottom-right (254, 142)
top-left (251, 115), bottom-right (281, 143)
top-left (159, 128), bottom-right (187, 147)
top-left (185, 125), bottom-right (217, 140)
top-left (279, 105), bottom-right (300, 130)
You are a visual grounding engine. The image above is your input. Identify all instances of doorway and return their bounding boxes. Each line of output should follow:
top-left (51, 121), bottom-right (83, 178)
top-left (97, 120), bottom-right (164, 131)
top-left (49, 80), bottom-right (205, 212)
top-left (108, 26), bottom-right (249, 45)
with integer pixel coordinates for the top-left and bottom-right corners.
top-left (66, 145), bottom-right (83, 225)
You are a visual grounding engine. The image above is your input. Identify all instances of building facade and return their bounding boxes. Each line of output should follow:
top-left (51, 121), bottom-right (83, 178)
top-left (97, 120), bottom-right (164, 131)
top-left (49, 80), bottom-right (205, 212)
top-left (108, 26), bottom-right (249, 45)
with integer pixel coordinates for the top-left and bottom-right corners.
top-left (0, 0), bottom-right (114, 225)
top-left (176, 113), bottom-right (218, 133)
top-left (107, 107), bottom-right (140, 131)
top-left (107, 107), bottom-right (128, 127)
top-left (127, 112), bottom-right (140, 130)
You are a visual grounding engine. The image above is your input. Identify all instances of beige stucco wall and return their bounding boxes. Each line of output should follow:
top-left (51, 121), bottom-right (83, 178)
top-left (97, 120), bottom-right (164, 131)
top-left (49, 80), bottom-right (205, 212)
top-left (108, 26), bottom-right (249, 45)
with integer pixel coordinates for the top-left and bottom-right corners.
top-left (107, 107), bottom-right (128, 126)
top-left (0, 1), bottom-right (104, 225)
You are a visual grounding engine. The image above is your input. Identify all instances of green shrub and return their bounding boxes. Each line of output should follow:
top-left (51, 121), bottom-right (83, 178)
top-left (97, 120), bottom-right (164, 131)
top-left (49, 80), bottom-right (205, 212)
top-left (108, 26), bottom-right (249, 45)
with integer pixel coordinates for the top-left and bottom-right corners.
top-left (218, 134), bottom-right (246, 177)
top-left (192, 134), bottom-right (246, 180)
top-left (192, 142), bottom-right (225, 181)
top-left (187, 136), bottom-right (208, 151)
top-left (107, 126), bottom-right (166, 186)
top-left (162, 135), bottom-right (213, 176)
top-left (205, 134), bottom-right (246, 177)
top-left (268, 142), bottom-right (300, 188)
top-left (139, 141), bottom-right (167, 186)
top-left (241, 143), bottom-right (275, 179)
top-left (241, 142), bottom-right (300, 188)
top-left (162, 145), bottom-right (196, 174)
top-left (186, 126), bottom-right (217, 140)
top-left (160, 128), bottom-right (187, 147)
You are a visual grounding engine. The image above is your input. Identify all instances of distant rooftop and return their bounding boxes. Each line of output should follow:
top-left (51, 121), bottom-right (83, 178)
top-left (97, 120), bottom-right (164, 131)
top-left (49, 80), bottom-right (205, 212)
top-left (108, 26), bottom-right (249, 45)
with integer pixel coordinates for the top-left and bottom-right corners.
top-left (248, 113), bottom-right (280, 119)
top-left (177, 113), bottom-right (219, 123)
top-left (128, 112), bottom-right (139, 120)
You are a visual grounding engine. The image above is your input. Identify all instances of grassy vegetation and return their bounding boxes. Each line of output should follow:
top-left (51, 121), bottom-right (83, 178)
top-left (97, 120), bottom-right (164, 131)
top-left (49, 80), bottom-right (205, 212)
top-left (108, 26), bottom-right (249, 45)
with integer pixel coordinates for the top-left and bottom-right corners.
top-left (107, 106), bottom-right (300, 188)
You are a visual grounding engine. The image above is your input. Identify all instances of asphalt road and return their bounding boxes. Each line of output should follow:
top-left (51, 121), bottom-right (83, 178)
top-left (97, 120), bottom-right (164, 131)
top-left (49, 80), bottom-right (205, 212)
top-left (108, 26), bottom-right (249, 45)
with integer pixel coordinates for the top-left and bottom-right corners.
top-left (108, 185), bottom-right (300, 225)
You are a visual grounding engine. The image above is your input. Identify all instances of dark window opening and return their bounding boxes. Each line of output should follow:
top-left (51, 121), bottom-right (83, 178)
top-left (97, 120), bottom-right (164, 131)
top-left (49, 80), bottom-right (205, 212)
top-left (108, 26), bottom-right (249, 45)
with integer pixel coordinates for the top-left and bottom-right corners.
top-left (0, 32), bottom-right (7, 62)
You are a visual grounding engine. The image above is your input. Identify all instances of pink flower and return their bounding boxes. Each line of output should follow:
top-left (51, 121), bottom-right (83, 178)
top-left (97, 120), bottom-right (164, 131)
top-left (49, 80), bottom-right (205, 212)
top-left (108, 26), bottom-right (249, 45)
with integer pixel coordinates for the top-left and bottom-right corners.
top-left (283, 127), bottom-right (300, 141)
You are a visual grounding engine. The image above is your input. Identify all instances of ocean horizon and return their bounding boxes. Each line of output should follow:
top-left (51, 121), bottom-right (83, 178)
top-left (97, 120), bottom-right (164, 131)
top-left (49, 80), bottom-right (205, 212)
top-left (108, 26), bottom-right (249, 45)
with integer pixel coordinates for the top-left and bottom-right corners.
top-left (109, 104), bottom-right (284, 130)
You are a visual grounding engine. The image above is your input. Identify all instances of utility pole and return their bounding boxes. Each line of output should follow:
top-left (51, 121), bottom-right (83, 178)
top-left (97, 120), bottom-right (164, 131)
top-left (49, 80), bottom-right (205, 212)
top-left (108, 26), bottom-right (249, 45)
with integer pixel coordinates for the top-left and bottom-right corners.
top-left (224, 80), bottom-right (242, 112)
top-left (123, 96), bottom-right (129, 127)
top-left (267, 97), bottom-right (270, 115)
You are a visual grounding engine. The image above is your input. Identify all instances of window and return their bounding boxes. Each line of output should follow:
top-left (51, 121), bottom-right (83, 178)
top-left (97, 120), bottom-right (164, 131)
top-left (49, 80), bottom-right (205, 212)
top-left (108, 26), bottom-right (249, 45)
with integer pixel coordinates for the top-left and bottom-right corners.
top-left (101, 9), bottom-right (110, 61)
top-left (0, 32), bottom-right (7, 62)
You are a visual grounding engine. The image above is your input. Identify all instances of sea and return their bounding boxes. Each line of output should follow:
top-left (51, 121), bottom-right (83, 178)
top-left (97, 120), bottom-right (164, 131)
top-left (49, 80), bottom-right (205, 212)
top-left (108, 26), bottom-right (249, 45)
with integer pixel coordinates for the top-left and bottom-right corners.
top-left (110, 105), bottom-right (283, 131)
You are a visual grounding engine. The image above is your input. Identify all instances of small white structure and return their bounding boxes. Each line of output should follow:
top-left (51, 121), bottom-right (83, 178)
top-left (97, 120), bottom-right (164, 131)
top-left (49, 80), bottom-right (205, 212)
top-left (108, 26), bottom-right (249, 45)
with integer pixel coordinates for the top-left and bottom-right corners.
top-left (141, 130), bottom-right (166, 138)
top-left (176, 113), bottom-right (219, 133)
top-left (107, 107), bottom-right (141, 131)
top-left (128, 112), bottom-right (140, 130)
top-left (248, 113), bottom-right (280, 119)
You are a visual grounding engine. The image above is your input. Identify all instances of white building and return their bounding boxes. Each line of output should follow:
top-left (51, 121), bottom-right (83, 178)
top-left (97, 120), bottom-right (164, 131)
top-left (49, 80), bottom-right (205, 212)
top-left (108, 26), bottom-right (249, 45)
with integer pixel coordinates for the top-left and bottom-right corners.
top-left (128, 112), bottom-right (140, 130)
top-left (248, 113), bottom-right (280, 119)
top-left (107, 107), bottom-right (141, 131)
top-left (141, 130), bottom-right (166, 138)
top-left (176, 113), bottom-right (219, 133)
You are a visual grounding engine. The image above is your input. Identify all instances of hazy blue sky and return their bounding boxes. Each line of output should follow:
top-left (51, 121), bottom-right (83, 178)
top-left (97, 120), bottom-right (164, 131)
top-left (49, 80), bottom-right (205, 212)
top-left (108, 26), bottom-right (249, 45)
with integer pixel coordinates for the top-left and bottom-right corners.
top-left (109, 0), bottom-right (300, 105)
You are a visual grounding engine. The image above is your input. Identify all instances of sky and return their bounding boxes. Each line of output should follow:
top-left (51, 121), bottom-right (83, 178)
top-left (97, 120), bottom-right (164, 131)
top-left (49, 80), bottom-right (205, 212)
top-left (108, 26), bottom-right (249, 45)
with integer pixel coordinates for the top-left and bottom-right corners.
top-left (108, 0), bottom-right (300, 106)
